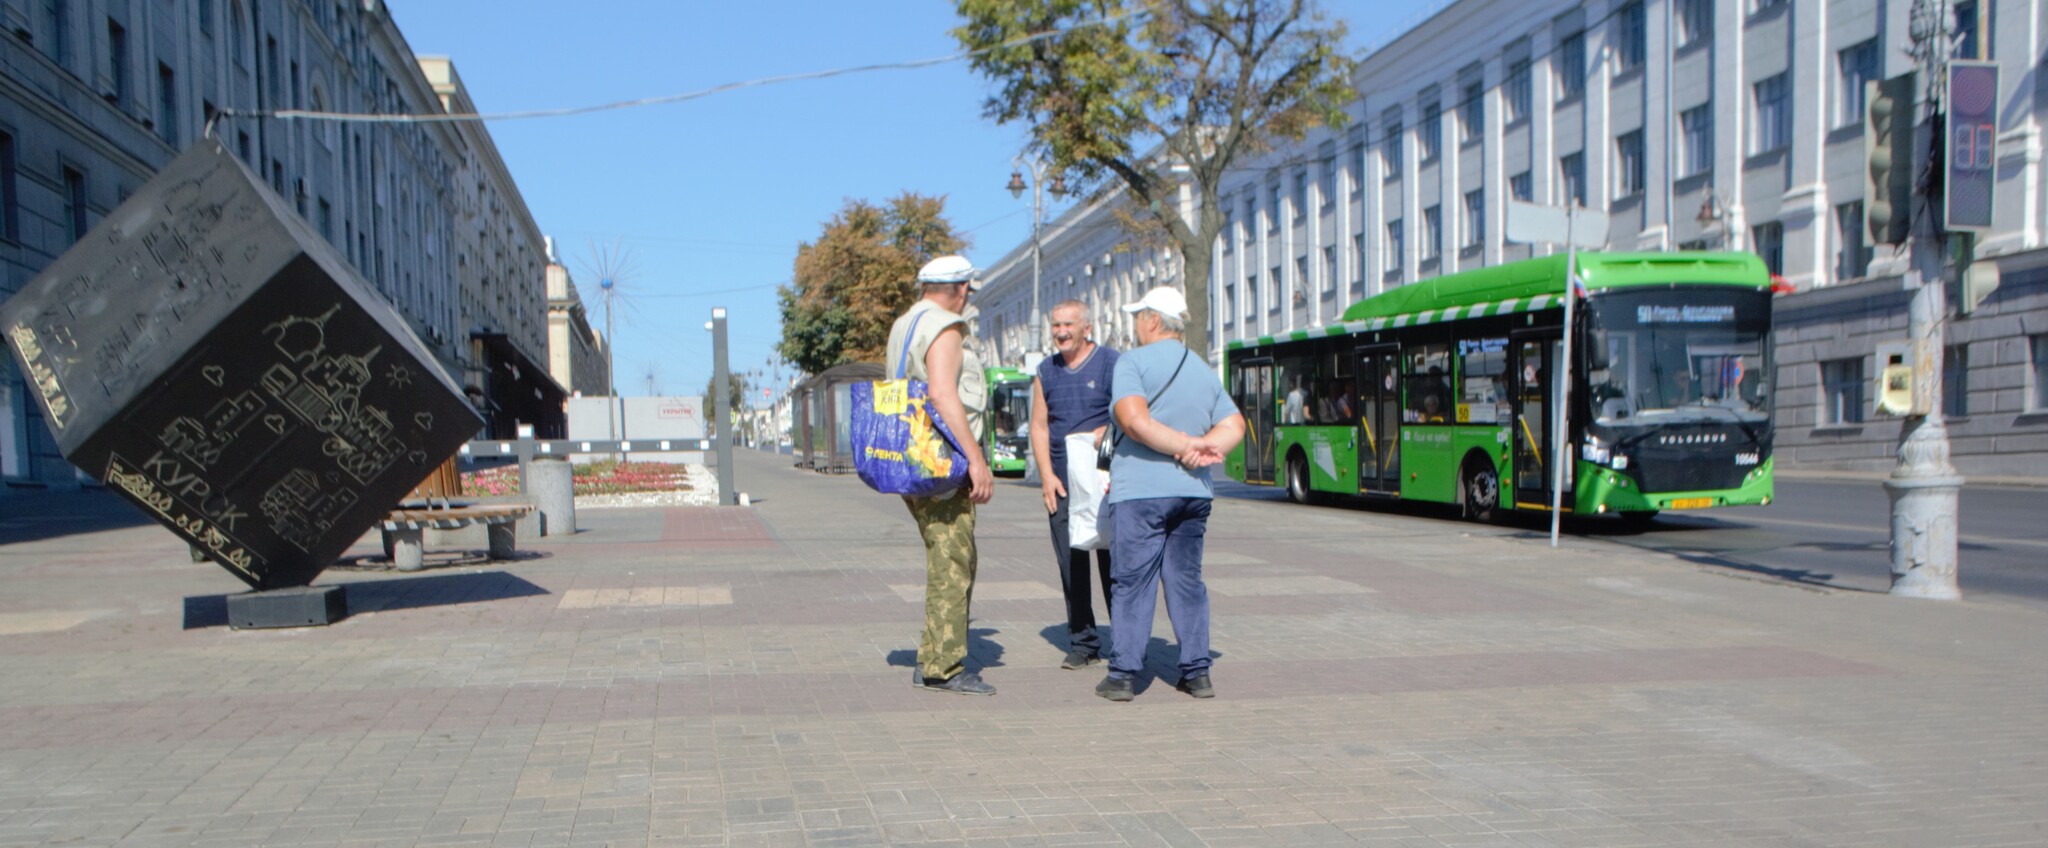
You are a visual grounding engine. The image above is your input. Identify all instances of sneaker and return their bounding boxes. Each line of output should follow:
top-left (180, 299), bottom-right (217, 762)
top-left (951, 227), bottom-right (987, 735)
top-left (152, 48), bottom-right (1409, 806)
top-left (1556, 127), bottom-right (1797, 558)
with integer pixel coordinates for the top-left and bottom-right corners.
top-left (1175, 673), bottom-right (1215, 699)
top-left (1095, 675), bottom-right (1135, 702)
top-left (1061, 648), bottom-right (1101, 670)
top-left (913, 670), bottom-right (996, 696)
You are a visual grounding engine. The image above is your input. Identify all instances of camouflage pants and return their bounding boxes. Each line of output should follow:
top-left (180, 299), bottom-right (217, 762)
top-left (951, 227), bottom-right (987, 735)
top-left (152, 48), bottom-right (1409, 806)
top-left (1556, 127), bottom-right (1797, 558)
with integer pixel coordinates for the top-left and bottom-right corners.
top-left (904, 492), bottom-right (978, 680)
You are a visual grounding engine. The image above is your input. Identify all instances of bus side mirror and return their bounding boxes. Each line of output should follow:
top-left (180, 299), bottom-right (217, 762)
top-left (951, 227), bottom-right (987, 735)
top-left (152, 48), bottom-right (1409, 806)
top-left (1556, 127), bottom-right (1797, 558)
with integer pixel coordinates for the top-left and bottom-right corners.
top-left (1587, 343), bottom-right (1609, 371)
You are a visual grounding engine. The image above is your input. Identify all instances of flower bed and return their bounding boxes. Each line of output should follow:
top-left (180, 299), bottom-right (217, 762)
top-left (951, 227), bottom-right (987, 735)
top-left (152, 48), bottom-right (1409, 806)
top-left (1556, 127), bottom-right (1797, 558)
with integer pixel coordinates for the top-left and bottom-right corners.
top-left (460, 460), bottom-right (696, 498)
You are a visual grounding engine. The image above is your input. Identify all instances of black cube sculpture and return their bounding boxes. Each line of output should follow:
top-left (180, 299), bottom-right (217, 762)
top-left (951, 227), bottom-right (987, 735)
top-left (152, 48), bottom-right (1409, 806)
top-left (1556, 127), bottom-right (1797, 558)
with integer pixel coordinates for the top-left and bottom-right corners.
top-left (2, 138), bottom-right (483, 590)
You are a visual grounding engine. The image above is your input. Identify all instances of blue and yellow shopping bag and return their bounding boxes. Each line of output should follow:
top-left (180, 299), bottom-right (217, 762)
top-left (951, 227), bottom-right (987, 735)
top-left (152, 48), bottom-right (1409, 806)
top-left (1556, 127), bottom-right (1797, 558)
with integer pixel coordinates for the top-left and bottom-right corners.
top-left (850, 313), bottom-right (970, 497)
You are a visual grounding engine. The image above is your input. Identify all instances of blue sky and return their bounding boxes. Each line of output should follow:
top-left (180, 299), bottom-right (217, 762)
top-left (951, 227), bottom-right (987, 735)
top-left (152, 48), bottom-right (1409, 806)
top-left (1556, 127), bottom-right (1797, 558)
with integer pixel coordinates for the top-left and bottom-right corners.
top-left (385, 0), bottom-right (1445, 406)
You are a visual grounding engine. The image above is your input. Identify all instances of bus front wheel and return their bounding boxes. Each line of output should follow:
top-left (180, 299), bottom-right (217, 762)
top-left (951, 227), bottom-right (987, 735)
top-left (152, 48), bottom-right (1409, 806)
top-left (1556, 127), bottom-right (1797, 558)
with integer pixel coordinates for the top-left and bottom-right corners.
top-left (1285, 452), bottom-right (1314, 505)
top-left (1461, 462), bottom-right (1501, 523)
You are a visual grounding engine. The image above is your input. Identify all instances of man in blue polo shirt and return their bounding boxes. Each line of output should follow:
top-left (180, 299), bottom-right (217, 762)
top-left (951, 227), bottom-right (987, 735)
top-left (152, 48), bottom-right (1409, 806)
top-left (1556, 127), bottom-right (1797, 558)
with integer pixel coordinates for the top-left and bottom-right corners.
top-left (1030, 300), bottom-right (1119, 669)
top-left (1096, 286), bottom-right (1245, 702)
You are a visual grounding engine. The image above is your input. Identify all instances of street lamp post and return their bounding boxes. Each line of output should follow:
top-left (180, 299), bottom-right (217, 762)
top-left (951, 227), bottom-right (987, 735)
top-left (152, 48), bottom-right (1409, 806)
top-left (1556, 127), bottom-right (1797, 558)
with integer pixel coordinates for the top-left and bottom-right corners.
top-left (1007, 159), bottom-right (1066, 359)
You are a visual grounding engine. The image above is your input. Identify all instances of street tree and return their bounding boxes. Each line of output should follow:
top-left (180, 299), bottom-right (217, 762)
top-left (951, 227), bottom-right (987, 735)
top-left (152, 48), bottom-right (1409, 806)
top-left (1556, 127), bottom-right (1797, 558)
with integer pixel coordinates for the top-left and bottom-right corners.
top-left (777, 194), bottom-right (968, 374)
top-left (954, 0), bottom-right (1354, 358)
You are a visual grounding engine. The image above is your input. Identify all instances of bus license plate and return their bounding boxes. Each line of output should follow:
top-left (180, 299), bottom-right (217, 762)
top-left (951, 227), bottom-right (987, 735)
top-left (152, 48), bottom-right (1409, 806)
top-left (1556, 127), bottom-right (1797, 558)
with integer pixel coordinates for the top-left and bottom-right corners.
top-left (1668, 498), bottom-right (1715, 510)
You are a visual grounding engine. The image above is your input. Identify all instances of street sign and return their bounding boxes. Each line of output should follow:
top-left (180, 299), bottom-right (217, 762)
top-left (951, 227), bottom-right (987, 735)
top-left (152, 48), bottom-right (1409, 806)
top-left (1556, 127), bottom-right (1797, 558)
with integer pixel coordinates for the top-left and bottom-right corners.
top-left (1505, 202), bottom-right (1608, 248)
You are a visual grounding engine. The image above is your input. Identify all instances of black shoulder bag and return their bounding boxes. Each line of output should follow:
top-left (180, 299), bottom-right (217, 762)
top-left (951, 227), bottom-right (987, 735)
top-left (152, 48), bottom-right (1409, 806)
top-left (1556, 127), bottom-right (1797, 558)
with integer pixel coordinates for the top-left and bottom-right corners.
top-left (1097, 351), bottom-right (1192, 471)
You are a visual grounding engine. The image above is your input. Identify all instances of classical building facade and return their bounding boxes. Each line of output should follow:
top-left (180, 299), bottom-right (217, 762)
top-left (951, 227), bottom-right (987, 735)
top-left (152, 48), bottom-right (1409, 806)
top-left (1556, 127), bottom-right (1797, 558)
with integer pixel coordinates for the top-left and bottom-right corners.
top-left (0, 0), bottom-right (571, 489)
top-left (544, 246), bottom-right (606, 399)
top-left (975, 0), bottom-right (2048, 476)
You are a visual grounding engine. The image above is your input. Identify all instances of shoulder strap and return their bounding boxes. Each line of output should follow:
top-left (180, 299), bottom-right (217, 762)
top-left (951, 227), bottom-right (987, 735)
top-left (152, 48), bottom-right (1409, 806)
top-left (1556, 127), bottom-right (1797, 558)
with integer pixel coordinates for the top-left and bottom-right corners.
top-left (895, 309), bottom-right (928, 380)
top-left (1110, 350), bottom-right (1195, 452)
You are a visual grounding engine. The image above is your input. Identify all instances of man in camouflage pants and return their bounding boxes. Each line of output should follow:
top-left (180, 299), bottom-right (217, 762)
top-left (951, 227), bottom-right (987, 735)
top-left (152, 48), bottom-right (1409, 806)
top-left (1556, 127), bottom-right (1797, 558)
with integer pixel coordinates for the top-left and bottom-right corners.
top-left (889, 255), bottom-right (997, 696)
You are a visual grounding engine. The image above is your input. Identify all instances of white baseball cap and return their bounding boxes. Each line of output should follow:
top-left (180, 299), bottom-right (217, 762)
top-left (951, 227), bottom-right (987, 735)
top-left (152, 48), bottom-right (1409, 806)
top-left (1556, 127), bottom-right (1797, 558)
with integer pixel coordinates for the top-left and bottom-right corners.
top-left (916, 255), bottom-right (982, 290)
top-left (1122, 286), bottom-right (1189, 319)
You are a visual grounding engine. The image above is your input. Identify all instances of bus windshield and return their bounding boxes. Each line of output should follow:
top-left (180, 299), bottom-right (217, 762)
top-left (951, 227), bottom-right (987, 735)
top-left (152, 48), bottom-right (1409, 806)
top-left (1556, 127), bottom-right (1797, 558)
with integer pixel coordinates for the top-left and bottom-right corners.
top-left (1584, 287), bottom-right (1772, 426)
top-left (989, 380), bottom-right (1032, 439)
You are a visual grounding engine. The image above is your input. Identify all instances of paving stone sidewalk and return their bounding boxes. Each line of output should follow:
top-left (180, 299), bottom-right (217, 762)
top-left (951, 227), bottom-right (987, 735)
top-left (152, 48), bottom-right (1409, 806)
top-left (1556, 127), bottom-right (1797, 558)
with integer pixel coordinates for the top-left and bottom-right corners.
top-left (0, 450), bottom-right (2043, 847)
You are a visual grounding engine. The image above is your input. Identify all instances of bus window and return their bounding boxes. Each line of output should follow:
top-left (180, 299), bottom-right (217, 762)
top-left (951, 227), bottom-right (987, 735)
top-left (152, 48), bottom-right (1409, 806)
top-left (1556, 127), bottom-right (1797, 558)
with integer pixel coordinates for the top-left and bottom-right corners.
top-left (1317, 350), bottom-right (1354, 424)
top-left (1404, 344), bottom-right (1452, 423)
top-left (1278, 356), bottom-right (1314, 424)
top-left (1457, 337), bottom-right (1507, 423)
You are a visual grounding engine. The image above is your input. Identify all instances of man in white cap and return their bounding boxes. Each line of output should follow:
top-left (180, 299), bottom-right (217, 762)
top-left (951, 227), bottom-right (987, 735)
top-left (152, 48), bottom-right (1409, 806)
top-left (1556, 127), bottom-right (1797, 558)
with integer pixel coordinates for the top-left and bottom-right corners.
top-left (1095, 285), bottom-right (1244, 702)
top-left (888, 254), bottom-right (997, 696)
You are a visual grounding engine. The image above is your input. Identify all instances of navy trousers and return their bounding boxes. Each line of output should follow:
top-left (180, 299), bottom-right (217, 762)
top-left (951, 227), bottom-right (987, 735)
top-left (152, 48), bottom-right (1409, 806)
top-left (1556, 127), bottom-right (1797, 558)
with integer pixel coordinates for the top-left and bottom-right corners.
top-left (1105, 497), bottom-right (1213, 680)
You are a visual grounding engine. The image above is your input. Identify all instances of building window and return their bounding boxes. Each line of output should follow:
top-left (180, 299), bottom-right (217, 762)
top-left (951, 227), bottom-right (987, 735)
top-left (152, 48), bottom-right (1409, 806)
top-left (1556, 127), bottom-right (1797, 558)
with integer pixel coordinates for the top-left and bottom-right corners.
top-left (156, 63), bottom-right (178, 146)
top-left (1223, 283), bottom-right (1236, 328)
top-left (1559, 152), bottom-right (1586, 207)
top-left (1615, 130), bottom-right (1645, 197)
top-left (1557, 30), bottom-right (1586, 100)
top-left (1246, 272), bottom-right (1259, 315)
top-left (1752, 221), bottom-right (1784, 276)
top-left (1385, 219), bottom-right (1404, 272)
top-left (1382, 109), bottom-right (1404, 177)
top-left (1943, 344), bottom-right (1969, 418)
top-left (62, 166), bottom-right (86, 244)
top-left (1422, 205), bottom-right (1442, 261)
top-left (1838, 39), bottom-right (1880, 129)
top-left (1348, 142), bottom-right (1366, 197)
top-left (1953, 0), bottom-right (1983, 59)
top-left (106, 18), bottom-right (129, 108)
top-left (1221, 205), bottom-right (1234, 254)
top-left (318, 198), bottom-right (332, 241)
top-left (1505, 58), bottom-right (1531, 124)
top-left (1753, 72), bottom-right (1790, 153)
top-left (1678, 0), bottom-right (1713, 46)
top-left (1821, 358), bottom-right (1865, 424)
top-left (198, 0), bottom-right (213, 35)
top-left (1267, 265), bottom-right (1281, 311)
top-left (2032, 336), bottom-right (2048, 411)
top-left (1419, 100), bottom-right (1441, 162)
top-left (1460, 79), bottom-right (1483, 144)
top-left (1681, 105), bottom-right (1714, 176)
top-left (1462, 190), bottom-right (1484, 248)
top-left (1291, 169), bottom-right (1307, 224)
top-left (0, 132), bottom-right (15, 242)
top-left (1267, 179), bottom-right (1280, 234)
top-left (266, 36), bottom-right (280, 108)
top-left (1616, 2), bottom-right (1646, 71)
top-left (1321, 246), bottom-right (1336, 294)
top-left (1510, 171), bottom-right (1532, 202)
top-left (1242, 197), bottom-right (1255, 245)
top-left (1318, 147), bottom-right (1335, 209)
top-left (40, 0), bottom-right (71, 68)
top-left (1295, 256), bottom-right (1310, 302)
top-left (230, 1), bottom-right (245, 67)
top-left (1835, 201), bottom-right (1868, 280)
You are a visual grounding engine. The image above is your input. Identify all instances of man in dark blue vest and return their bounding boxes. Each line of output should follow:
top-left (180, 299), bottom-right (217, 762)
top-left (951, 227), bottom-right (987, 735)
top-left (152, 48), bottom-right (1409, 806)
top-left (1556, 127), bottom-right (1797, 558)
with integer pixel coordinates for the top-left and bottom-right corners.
top-left (1029, 300), bottom-right (1120, 669)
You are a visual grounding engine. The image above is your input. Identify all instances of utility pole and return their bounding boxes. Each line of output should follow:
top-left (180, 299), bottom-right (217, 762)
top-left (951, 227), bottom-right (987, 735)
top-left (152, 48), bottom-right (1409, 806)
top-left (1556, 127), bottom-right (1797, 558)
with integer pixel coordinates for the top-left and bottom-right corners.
top-left (1884, 0), bottom-right (1965, 599)
top-left (710, 307), bottom-right (736, 505)
top-left (1008, 160), bottom-right (1066, 359)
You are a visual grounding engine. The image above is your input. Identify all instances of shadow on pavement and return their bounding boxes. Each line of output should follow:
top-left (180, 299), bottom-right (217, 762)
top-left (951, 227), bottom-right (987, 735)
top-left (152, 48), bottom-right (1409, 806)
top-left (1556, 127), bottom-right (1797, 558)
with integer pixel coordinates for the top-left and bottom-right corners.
top-left (0, 487), bottom-right (155, 544)
top-left (887, 627), bottom-right (1008, 671)
top-left (182, 570), bottom-right (551, 629)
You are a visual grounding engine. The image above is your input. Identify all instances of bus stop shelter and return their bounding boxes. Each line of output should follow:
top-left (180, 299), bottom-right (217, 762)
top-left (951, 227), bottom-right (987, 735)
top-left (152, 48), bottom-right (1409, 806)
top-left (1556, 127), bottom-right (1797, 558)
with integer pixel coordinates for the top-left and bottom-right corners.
top-left (794, 363), bottom-right (882, 474)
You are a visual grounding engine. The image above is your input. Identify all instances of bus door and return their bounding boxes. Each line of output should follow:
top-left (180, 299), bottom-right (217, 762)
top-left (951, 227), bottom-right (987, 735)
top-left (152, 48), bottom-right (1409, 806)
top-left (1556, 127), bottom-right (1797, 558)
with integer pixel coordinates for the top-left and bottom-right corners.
top-left (1352, 344), bottom-right (1400, 493)
top-left (1510, 333), bottom-right (1570, 509)
top-left (1235, 358), bottom-right (1277, 484)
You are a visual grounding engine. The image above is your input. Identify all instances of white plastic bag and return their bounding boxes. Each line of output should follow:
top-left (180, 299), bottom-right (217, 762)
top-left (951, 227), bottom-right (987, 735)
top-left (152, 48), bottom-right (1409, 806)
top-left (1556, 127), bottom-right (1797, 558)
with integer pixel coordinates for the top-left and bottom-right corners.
top-left (1065, 432), bottom-right (1111, 551)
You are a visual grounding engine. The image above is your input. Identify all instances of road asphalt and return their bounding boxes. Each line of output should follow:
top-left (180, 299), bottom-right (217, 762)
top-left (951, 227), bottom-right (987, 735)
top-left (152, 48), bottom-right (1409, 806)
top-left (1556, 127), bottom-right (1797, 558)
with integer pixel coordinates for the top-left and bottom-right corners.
top-left (0, 450), bottom-right (2043, 847)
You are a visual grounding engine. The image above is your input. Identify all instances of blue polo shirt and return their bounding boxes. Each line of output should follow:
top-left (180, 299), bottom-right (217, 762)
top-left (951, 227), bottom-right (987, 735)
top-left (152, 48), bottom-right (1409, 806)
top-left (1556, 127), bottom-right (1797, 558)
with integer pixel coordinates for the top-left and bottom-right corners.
top-left (1038, 345), bottom-right (1119, 485)
top-left (1105, 340), bottom-right (1240, 504)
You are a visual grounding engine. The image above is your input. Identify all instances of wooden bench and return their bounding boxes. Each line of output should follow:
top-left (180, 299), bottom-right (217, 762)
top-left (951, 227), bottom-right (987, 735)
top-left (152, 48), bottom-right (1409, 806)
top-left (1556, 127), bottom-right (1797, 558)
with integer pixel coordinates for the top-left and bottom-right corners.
top-left (381, 503), bottom-right (536, 572)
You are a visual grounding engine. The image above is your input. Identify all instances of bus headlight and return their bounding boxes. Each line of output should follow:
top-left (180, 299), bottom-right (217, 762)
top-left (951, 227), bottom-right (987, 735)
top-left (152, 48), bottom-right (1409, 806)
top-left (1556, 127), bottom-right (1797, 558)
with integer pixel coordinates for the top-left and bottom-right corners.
top-left (1582, 436), bottom-right (1611, 465)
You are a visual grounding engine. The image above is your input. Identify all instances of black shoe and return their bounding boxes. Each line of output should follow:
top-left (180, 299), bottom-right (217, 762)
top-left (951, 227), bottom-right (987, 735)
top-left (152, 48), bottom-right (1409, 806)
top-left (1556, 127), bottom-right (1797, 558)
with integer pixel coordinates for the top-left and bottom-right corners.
top-left (1176, 673), bottom-right (1215, 699)
top-left (913, 670), bottom-right (996, 696)
top-left (1095, 675), bottom-right (1135, 702)
top-left (1061, 648), bottom-right (1101, 670)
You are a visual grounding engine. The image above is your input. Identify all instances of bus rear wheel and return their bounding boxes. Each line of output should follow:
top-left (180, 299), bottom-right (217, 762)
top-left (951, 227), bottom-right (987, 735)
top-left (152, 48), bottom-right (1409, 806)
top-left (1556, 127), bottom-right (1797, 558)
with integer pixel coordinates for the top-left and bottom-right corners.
top-left (1461, 462), bottom-right (1501, 523)
top-left (1285, 452), bottom-right (1314, 505)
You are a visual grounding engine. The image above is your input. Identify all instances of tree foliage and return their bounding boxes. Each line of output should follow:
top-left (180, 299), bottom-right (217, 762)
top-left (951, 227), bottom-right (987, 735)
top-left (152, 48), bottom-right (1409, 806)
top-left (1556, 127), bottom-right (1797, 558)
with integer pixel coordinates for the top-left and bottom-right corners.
top-left (954, 0), bottom-right (1354, 358)
top-left (703, 369), bottom-right (751, 416)
top-left (777, 194), bottom-right (968, 375)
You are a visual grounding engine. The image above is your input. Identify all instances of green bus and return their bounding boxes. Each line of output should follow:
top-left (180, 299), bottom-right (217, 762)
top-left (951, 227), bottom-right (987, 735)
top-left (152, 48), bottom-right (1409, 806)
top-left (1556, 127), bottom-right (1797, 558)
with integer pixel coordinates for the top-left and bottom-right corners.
top-left (1225, 251), bottom-right (1775, 522)
top-left (985, 366), bottom-right (1033, 477)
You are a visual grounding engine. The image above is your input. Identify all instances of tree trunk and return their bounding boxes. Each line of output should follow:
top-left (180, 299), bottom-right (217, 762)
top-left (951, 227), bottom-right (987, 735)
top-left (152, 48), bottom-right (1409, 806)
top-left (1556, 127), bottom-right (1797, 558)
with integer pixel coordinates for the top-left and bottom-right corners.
top-left (1179, 235), bottom-right (1213, 363)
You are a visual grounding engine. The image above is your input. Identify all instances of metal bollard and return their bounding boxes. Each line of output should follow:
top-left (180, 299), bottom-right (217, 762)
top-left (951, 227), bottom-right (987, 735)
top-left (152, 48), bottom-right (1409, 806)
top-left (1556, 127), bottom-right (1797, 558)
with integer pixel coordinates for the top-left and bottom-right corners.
top-left (528, 457), bottom-right (576, 537)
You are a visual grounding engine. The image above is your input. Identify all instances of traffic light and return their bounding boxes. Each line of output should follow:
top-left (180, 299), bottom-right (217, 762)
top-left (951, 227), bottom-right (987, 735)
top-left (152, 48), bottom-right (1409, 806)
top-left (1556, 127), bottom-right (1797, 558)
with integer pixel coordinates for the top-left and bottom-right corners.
top-left (1946, 61), bottom-right (1999, 232)
top-left (1864, 72), bottom-right (1917, 245)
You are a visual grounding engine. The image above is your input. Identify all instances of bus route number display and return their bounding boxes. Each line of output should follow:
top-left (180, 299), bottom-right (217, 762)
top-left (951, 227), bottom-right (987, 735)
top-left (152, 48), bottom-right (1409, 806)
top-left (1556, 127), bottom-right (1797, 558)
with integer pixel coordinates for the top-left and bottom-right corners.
top-left (1635, 304), bottom-right (1735, 324)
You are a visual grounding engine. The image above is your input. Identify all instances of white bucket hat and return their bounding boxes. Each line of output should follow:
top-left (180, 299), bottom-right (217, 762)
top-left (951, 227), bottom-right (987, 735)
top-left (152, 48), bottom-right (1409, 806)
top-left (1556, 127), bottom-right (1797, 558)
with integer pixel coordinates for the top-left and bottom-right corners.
top-left (916, 255), bottom-right (982, 290)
